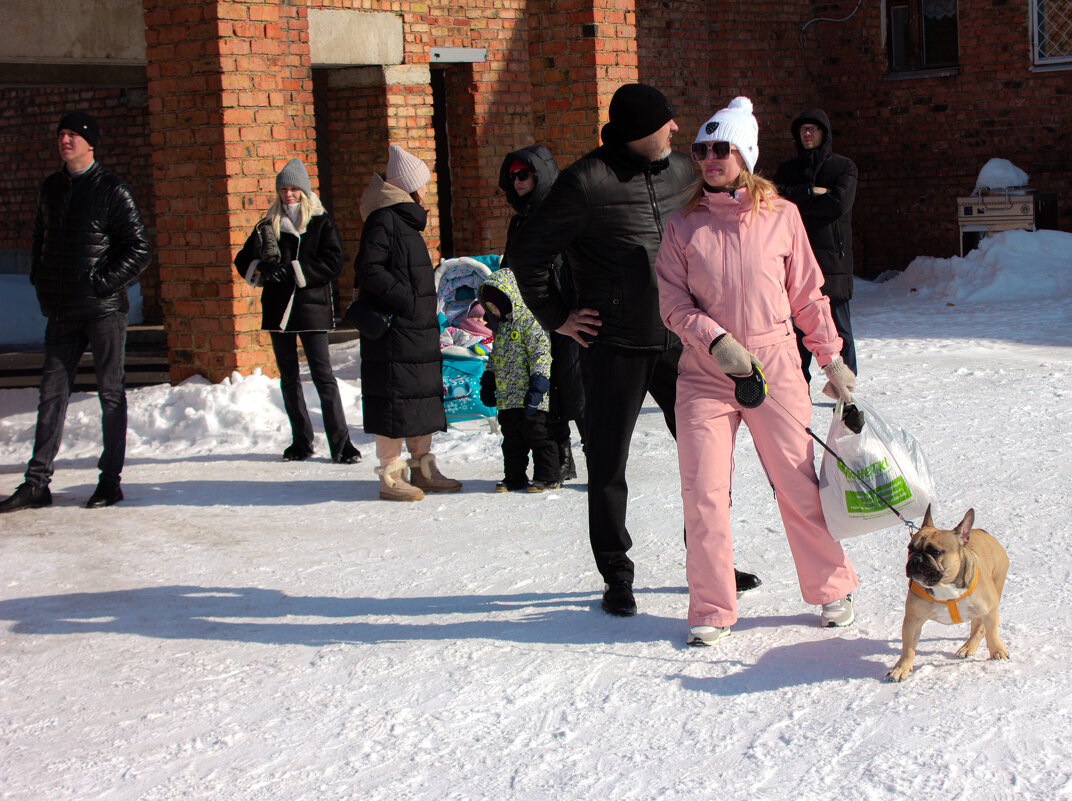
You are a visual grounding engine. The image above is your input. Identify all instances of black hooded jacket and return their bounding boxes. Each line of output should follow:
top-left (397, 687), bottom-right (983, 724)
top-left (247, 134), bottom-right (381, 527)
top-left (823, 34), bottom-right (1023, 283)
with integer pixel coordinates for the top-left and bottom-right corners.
top-left (498, 144), bottom-right (584, 422)
top-left (31, 162), bottom-right (152, 320)
top-left (506, 144), bottom-right (698, 350)
top-left (774, 109), bottom-right (858, 301)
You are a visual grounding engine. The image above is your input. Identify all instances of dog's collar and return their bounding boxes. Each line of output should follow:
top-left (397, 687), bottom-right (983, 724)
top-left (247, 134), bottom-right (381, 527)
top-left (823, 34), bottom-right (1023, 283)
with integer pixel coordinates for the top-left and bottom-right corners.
top-left (909, 568), bottom-right (978, 624)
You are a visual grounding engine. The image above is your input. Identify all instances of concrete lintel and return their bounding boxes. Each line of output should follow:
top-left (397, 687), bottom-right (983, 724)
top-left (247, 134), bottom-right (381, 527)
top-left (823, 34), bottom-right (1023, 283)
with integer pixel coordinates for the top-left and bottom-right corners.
top-left (325, 64), bottom-right (431, 89)
top-left (1, 0), bottom-right (146, 64)
top-left (430, 48), bottom-right (487, 64)
top-left (308, 10), bottom-right (404, 67)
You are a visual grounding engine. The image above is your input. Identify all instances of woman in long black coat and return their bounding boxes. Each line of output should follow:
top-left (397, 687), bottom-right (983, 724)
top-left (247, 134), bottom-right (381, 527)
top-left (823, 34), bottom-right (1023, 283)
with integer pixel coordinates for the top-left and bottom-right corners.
top-left (354, 144), bottom-right (462, 501)
top-left (234, 157), bottom-right (360, 464)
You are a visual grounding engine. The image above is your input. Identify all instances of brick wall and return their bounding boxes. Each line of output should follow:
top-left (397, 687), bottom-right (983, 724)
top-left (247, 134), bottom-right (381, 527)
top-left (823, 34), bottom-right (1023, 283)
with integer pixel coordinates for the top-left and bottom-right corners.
top-left (144, 0), bottom-right (317, 382)
top-left (0, 85), bottom-right (161, 322)
top-left (809, 0), bottom-right (1072, 276)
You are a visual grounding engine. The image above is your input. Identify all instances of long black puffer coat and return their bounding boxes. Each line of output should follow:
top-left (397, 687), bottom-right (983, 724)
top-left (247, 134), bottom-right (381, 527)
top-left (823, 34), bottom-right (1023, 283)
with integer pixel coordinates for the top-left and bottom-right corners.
top-left (233, 210), bottom-right (344, 332)
top-left (773, 108), bottom-right (858, 302)
top-left (31, 162), bottom-right (152, 320)
top-left (498, 144), bottom-right (584, 424)
top-left (354, 174), bottom-right (446, 439)
top-left (506, 143), bottom-right (697, 350)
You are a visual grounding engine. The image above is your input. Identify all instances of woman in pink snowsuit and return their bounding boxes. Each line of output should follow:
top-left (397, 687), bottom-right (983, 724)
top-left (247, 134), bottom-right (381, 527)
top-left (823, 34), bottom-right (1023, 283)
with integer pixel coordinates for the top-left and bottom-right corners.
top-left (654, 98), bottom-right (859, 647)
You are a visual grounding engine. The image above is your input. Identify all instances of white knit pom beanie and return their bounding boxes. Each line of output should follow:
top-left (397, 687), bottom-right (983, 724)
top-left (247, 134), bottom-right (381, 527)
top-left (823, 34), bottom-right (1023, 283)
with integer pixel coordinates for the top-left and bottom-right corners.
top-left (385, 144), bottom-right (431, 194)
top-left (695, 97), bottom-right (760, 173)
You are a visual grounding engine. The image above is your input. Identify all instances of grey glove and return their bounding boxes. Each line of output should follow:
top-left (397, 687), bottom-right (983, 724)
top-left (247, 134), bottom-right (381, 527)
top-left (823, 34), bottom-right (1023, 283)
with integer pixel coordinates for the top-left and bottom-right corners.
top-left (821, 357), bottom-right (856, 402)
top-left (255, 223), bottom-right (281, 264)
top-left (709, 333), bottom-right (762, 377)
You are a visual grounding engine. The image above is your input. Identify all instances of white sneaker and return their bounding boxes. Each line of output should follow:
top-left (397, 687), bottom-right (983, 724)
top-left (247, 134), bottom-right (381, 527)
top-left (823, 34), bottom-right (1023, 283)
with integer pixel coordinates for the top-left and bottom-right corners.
top-left (687, 625), bottom-right (732, 647)
top-left (820, 594), bottom-right (855, 627)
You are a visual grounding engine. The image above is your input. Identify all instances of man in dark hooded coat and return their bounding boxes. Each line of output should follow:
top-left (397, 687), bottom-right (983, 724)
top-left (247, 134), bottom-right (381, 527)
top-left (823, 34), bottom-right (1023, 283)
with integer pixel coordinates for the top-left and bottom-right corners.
top-left (775, 109), bottom-right (859, 383)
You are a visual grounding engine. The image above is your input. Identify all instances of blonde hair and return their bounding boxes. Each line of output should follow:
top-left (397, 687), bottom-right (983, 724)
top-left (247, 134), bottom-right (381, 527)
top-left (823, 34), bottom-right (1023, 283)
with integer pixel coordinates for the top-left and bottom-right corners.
top-left (683, 169), bottom-right (780, 220)
top-left (263, 190), bottom-right (324, 239)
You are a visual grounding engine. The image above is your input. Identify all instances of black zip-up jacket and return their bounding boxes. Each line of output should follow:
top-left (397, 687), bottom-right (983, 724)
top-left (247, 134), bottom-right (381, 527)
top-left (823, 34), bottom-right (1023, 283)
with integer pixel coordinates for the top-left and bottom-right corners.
top-left (31, 162), bottom-right (151, 320)
top-left (508, 144), bottom-right (698, 350)
top-left (773, 109), bottom-right (857, 301)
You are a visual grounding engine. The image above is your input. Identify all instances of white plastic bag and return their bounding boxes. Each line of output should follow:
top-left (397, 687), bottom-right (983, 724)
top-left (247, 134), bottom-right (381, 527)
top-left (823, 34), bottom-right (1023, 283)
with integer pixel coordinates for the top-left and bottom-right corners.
top-left (818, 395), bottom-right (935, 540)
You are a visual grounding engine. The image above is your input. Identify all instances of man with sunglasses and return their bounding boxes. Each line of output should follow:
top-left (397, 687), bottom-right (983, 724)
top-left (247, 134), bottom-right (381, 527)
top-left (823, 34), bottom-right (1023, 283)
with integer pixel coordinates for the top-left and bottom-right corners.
top-left (509, 84), bottom-right (761, 617)
top-left (774, 109), bottom-right (859, 385)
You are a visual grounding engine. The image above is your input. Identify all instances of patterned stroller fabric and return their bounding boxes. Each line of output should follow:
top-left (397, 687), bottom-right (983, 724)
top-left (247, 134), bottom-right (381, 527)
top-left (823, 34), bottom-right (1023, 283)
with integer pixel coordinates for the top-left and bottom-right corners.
top-left (434, 255), bottom-right (500, 422)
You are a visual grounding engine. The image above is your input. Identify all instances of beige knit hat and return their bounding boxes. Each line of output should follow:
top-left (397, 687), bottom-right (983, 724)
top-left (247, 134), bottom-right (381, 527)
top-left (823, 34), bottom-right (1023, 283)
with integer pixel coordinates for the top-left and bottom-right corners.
top-left (385, 144), bottom-right (431, 194)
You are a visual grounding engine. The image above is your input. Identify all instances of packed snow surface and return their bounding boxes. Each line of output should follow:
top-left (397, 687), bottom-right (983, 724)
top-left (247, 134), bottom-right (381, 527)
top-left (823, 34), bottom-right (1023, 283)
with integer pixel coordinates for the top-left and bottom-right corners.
top-left (3, 230), bottom-right (1072, 800)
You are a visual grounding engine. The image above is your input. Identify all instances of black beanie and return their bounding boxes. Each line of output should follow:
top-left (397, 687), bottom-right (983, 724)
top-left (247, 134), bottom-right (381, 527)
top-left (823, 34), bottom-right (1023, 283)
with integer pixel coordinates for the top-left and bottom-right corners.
top-left (57, 112), bottom-right (100, 149)
top-left (600, 84), bottom-right (674, 146)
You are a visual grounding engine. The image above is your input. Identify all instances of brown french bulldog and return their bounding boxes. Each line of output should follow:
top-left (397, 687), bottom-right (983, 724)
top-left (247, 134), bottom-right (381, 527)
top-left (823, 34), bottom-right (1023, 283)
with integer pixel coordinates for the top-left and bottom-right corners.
top-left (887, 505), bottom-right (1009, 682)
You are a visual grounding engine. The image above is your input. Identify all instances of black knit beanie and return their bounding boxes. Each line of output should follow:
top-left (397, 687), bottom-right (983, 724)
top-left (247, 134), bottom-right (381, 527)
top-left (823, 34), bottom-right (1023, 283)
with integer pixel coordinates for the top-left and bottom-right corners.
top-left (57, 112), bottom-right (100, 149)
top-left (600, 84), bottom-right (674, 146)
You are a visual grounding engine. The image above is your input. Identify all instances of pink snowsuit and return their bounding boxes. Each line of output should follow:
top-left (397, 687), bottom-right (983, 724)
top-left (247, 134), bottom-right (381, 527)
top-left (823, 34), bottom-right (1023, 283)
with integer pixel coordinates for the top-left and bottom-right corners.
top-left (655, 188), bottom-right (859, 627)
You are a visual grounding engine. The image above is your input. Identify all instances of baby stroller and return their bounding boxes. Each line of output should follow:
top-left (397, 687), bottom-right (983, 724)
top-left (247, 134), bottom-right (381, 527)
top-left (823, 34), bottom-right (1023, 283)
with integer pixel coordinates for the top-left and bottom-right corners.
top-left (434, 255), bottom-right (499, 425)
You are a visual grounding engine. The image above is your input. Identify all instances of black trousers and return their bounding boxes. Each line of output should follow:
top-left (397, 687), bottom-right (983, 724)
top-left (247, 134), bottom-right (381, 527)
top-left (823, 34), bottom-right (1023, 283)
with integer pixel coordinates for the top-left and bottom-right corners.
top-left (578, 342), bottom-right (680, 584)
top-left (26, 311), bottom-right (128, 488)
top-left (796, 297), bottom-right (857, 383)
top-left (270, 330), bottom-right (351, 459)
top-left (498, 408), bottom-right (559, 484)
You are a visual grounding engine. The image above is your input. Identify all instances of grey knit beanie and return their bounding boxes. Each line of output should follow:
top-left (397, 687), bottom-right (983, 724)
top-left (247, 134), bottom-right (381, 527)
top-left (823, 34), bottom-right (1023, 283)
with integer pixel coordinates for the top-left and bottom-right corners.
top-left (385, 144), bottom-right (431, 194)
top-left (276, 158), bottom-right (313, 196)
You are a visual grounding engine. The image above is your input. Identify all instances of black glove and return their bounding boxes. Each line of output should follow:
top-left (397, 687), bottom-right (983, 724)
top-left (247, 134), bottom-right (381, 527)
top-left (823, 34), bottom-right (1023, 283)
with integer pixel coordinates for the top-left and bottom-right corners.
top-left (258, 260), bottom-right (290, 284)
top-left (255, 223), bottom-right (281, 263)
top-left (524, 374), bottom-right (550, 416)
top-left (480, 370), bottom-right (496, 408)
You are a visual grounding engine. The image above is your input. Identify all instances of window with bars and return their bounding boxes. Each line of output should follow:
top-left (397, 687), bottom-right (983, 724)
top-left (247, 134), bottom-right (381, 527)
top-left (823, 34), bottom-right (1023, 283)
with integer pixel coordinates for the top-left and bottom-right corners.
top-left (1033, 0), bottom-right (1072, 66)
top-left (887, 0), bottom-right (958, 72)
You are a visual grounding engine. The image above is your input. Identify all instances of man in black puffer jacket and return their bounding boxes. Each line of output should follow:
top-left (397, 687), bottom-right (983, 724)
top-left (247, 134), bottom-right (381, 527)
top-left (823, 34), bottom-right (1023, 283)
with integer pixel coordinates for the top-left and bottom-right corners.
top-left (509, 84), bottom-right (761, 617)
top-left (0, 112), bottom-right (151, 514)
top-left (774, 108), bottom-right (859, 383)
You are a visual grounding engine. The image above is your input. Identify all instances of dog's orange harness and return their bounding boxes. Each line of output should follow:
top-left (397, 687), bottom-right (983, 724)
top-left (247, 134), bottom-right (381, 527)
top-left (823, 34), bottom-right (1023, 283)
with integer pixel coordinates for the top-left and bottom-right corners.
top-left (909, 569), bottom-right (978, 624)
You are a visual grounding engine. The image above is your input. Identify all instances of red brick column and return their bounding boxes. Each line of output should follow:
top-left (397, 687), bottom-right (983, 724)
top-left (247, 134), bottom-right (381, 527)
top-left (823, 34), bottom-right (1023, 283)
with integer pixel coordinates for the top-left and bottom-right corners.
top-left (528, 0), bottom-right (639, 165)
top-left (143, 0), bottom-right (316, 383)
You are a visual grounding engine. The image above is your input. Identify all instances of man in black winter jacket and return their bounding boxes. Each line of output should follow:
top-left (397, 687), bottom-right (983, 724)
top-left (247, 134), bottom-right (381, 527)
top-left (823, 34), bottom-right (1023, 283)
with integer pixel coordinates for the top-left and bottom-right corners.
top-left (774, 109), bottom-right (858, 383)
top-left (509, 84), bottom-right (760, 617)
top-left (0, 112), bottom-right (151, 514)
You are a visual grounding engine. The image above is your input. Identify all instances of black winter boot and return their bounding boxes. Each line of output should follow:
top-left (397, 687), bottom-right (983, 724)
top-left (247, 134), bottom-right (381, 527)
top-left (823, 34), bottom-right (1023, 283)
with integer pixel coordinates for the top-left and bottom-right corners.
top-left (559, 439), bottom-right (577, 482)
top-left (601, 581), bottom-right (637, 617)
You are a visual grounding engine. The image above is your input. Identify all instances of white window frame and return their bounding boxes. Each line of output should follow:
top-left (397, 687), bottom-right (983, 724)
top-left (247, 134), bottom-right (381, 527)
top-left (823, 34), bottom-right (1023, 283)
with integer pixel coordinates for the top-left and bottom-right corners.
top-left (1032, 0), bottom-right (1072, 68)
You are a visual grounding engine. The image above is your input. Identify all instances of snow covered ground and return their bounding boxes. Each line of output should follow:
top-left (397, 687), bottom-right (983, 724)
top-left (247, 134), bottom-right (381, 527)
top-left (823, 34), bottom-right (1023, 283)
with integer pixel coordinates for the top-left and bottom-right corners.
top-left (2, 229), bottom-right (1072, 800)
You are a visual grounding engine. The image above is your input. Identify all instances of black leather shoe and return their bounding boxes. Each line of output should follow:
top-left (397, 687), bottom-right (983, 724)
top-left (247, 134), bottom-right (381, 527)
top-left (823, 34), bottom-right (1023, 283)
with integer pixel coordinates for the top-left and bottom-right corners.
top-left (282, 444), bottom-right (314, 461)
top-left (333, 441), bottom-right (362, 464)
top-left (735, 568), bottom-right (762, 594)
top-left (86, 481), bottom-right (123, 509)
top-left (0, 482), bottom-right (52, 514)
top-left (601, 581), bottom-right (637, 617)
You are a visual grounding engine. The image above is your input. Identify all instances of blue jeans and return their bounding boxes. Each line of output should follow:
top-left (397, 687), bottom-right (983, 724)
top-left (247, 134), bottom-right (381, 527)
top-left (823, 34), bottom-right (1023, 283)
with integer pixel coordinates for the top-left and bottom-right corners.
top-left (26, 312), bottom-right (128, 488)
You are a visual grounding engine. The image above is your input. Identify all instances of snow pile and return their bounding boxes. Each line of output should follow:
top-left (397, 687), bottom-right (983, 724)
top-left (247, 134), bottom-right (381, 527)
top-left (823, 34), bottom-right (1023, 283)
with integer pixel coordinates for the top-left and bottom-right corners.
top-left (877, 229), bottom-right (1072, 304)
top-left (972, 157), bottom-right (1030, 193)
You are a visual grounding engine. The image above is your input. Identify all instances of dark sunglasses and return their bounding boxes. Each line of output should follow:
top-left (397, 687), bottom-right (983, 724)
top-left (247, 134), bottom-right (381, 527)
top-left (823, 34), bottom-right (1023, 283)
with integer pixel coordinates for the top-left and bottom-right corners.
top-left (510, 169), bottom-right (534, 181)
top-left (691, 141), bottom-right (732, 161)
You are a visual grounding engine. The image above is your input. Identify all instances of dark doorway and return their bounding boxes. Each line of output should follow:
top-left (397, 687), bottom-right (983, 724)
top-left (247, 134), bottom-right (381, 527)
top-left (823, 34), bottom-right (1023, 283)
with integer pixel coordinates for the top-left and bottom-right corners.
top-left (431, 67), bottom-right (455, 258)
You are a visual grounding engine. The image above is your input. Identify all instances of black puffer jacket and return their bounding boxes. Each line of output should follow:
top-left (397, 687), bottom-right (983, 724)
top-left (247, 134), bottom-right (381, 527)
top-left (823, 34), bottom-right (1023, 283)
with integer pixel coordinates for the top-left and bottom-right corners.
top-left (354, 174), bottom-right (445, 439)
top-left (31, 162), bottom-right (151, 320)
top-left (498, 144), bottom-right (584, 422)
top-left (508, 144), bottom-right (698, 350)
top-left (773, 109), bottom-right (858, 301)
top-left (234, 210), bottom-right (344, 332)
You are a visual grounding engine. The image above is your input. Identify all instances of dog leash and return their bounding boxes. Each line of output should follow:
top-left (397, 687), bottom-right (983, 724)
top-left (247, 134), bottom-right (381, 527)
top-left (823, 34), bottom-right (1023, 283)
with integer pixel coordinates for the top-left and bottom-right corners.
top-left (763, 391), bottom-right (919, 534)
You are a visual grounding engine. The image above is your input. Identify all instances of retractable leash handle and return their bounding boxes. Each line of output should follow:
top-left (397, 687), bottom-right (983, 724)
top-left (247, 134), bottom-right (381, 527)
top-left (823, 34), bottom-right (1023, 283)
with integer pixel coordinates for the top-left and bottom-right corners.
top-left (768, 393), bottom-right (919, 534)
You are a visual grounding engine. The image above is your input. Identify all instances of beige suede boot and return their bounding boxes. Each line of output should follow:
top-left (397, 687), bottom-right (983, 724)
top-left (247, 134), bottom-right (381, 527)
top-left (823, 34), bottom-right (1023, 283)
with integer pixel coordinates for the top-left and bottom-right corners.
top-left (376, 459), bottom-right (425, 501)
top-left (407, 453), bottom-right (463, 493)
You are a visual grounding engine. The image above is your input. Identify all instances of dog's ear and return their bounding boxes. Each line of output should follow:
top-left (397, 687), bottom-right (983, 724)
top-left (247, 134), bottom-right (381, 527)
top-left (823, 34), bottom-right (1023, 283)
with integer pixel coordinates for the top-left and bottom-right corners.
top-left (921, 504), bottom-right (933, 531)
top-left (954, 508), bottom-right (975, 544)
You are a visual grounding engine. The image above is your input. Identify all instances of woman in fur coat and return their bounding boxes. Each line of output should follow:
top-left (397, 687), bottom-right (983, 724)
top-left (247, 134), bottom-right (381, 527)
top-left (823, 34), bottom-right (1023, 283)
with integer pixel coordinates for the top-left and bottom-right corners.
top-left (234, 158), bottom-right (361, 464)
